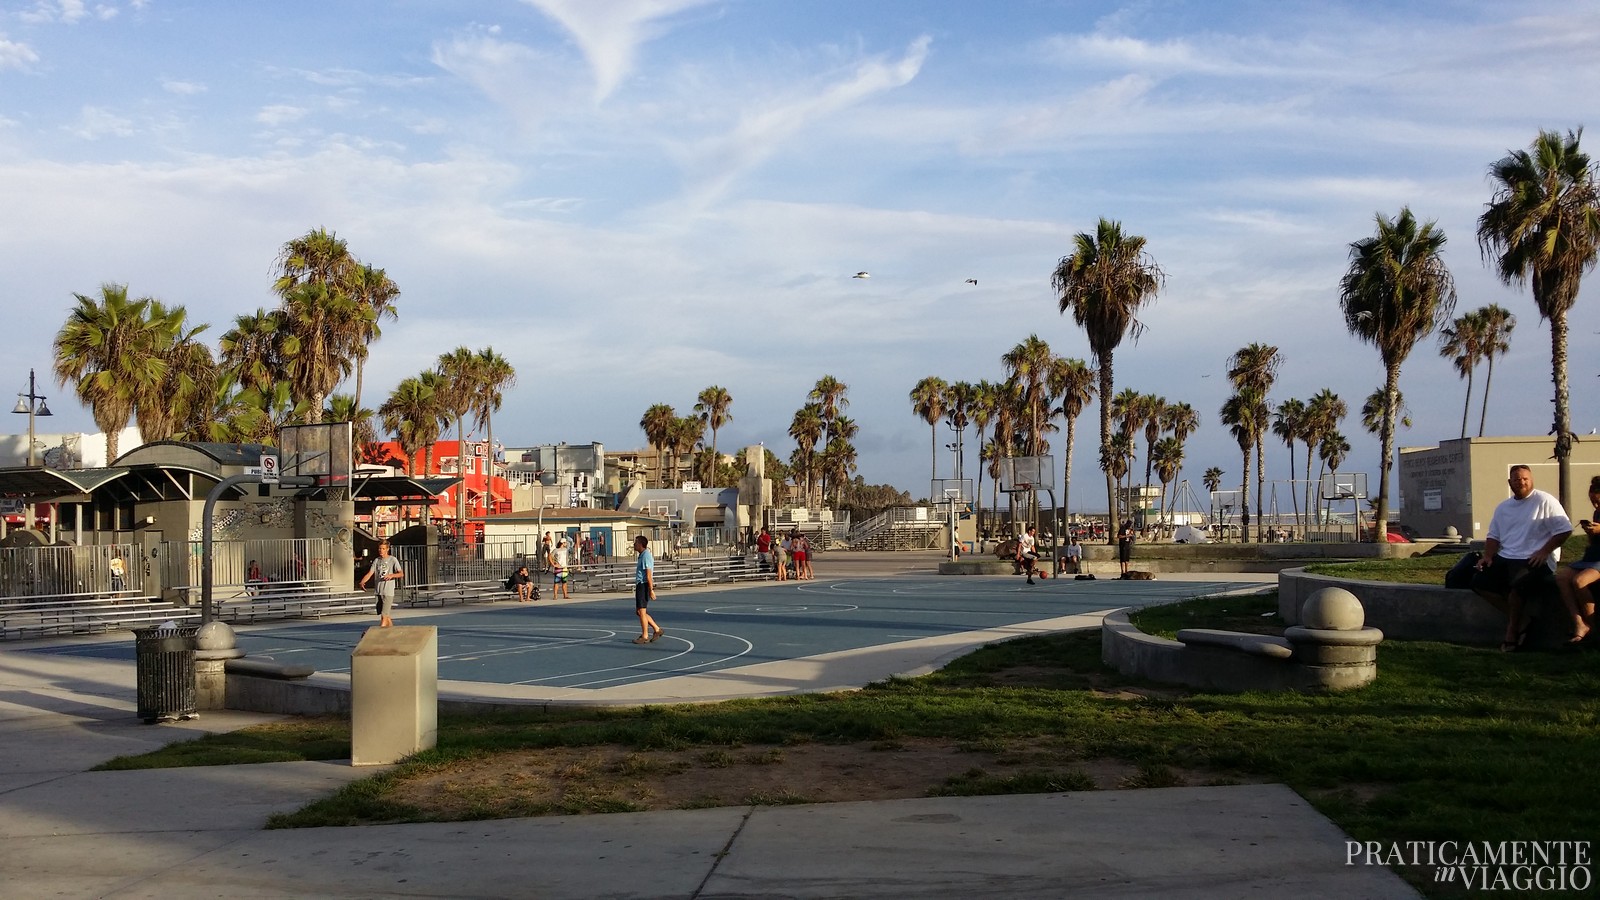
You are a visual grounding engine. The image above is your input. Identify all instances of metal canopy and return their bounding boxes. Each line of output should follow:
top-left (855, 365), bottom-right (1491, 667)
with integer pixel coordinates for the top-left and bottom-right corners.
top-left (0, 466), bottom-right (131, 500)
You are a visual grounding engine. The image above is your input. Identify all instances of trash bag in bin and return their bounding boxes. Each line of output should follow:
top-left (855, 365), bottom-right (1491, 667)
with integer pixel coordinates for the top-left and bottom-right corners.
top-left (133, 623), bottom-right (200, 724)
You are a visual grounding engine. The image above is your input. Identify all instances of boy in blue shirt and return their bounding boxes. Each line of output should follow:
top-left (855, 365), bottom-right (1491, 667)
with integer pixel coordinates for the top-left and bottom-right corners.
top-left (633, 535), bottom-right (662, 643)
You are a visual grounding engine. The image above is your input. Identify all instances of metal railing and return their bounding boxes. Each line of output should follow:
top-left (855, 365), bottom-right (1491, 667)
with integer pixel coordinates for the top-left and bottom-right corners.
top-left (0, 543), bottom-right (142, 600)
top-left (392, 539), bottom-right (533, 585)
top-left (163, 538), bottom-right (333, 594)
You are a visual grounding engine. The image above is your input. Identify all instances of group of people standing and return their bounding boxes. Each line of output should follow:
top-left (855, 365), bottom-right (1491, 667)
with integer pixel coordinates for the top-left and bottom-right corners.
top-left (754, 527), bottom-right (814, 581)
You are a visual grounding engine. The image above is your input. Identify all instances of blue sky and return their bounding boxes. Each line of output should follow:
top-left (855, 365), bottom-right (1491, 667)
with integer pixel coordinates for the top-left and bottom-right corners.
top-left (2, 1), bottom-right (1597, 510)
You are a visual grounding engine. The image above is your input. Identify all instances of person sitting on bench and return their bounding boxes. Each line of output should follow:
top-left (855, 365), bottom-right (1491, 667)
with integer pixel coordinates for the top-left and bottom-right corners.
top-left (1471, 465), bottom-right (1572, 652)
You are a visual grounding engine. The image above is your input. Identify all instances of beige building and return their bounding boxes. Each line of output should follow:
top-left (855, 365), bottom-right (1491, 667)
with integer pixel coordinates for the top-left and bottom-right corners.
top-left (1397, 436), bottom-right (1600, 539)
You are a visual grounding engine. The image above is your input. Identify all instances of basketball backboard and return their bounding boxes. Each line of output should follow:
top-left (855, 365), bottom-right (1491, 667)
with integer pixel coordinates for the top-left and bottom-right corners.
top-left (1320, 471), bottom-right (1368, 501)
top-left (930, 478), bottom-right (974, 504)
top-left (998, 455), bottom-right (1055, 492)
top-left (279, 421), bottom-right (353, 488)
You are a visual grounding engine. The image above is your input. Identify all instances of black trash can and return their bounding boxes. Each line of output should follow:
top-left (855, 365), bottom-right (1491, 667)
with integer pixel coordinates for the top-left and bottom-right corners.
top-left (133, 624), bottom-right (200, 724)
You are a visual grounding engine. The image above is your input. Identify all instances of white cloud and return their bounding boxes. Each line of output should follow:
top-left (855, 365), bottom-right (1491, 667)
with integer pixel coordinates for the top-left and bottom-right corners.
top-left (68, 105), bottom-right (134, 139)
top-left (0, 35), bottom-right (40, 70)
top-left (161, 79), bottom-right (206, 95)
top-left (256, 104), bottom-right (308, 127)
top-left (674, 36), bottom-right (932, 210)
top-left (521, 0), bottom-right (719, 101)
top-left (20, 1), bottom-right (89, 25)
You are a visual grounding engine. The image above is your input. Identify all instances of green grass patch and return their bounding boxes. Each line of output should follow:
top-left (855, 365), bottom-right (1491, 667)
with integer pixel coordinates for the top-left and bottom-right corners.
top-left (1126, 592), bottom-right (1281, 639)
top-left (92, 716), bottom-right (350, 770)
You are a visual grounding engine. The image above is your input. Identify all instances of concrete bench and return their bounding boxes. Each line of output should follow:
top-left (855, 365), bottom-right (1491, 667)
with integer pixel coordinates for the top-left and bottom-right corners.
top-left (1176, 629), bottom-right (1295, 659)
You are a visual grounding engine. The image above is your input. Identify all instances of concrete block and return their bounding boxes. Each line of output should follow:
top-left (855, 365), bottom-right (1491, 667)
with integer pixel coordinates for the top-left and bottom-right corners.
top-left (351, 626), bottom-right (438, 766)
top-left (194, 658), bottom-right (227, 711)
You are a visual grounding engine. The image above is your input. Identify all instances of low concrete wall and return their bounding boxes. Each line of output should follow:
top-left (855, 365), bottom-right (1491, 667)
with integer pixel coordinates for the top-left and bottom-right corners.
top-left (1100, 611), bottom-right (1320, 693)
top-left (1277, 568), bottom-right (1566, 647)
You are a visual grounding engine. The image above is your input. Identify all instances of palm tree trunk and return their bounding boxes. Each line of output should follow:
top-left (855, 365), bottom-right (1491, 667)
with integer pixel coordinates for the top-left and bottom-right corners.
top-left (1098, 355), bottom-right (1117, 543)
top-left (1552, 310), bottom-right (1573, 512)
top-left (1240, 448), bottom-right (1251, 544)
top-left (1375, 364), bottom-right (1400, 542)
top-left (1254, 434), bottom-right (1266, 543)
top-left (709, 426), bottom-right (719, 487)
top-left (1063, 417), bottom-right (1076, 541)
top-left (457, 415), bottom-right (467, 532)
top-left (1459, 368), bottom-right (1473, 439)
top-left (1286, 443), bottom-right (1299, 530)
top-left (1302, 440), bottom-right (1315, 537)
top-left (930, 423), bottom-right (938, 489)
top-left (1478, 356), bottom-right (1495, 438)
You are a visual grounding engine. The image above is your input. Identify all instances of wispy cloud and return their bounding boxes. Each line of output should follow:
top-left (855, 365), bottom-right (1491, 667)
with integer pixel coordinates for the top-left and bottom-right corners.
top-left (68, 105), bottom-right (134, 139)
top-left (256, 104), bottom-right (307, 127)
top-left (161, 79), bottom-right (205, 95)
top-left (0, 35), bottom-right (40, 70)
top-left (521, 0), bottom-right (718, 101)
top-left (674, 35), bottom-right (932, 210)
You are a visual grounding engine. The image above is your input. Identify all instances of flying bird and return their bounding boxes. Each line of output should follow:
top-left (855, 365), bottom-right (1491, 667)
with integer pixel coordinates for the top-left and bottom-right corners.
top-left (965, 278), bottom-right (978, 285)
top-left (853, 272), bottom-right (870, 279)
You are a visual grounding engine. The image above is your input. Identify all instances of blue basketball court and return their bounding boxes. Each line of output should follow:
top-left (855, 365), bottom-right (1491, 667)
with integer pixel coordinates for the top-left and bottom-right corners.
top-left (32, 576), bottom-right (1259, 691)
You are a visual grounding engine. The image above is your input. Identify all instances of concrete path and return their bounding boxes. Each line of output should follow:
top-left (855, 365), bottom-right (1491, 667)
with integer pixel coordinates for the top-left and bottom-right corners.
top-left (0, 554), bottom-right (1421, 898)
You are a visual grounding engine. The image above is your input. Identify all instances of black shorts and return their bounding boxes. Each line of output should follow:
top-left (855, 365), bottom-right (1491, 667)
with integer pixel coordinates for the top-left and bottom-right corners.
top-left (635, 582), bottom-right (651, 610)
top-left (1471, 556), bottom-right (1551, 598)
top-left (1118, 541), bottom-right (1132, 562)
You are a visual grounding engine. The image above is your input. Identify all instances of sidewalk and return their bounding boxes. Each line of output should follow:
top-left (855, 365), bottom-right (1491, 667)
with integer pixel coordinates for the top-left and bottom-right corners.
top-left (0, 562), bottom-right (1419, 899)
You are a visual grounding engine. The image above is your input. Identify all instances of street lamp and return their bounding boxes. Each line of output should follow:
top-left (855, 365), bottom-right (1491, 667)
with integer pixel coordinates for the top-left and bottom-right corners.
top-left (11, 368), bottom-right (53, 466)
top-left (12, 369), bottom-right (52, 529)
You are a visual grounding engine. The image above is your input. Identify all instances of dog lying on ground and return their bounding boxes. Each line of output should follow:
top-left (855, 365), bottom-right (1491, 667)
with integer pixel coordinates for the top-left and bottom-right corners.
top-left (1120, 571), bottom-right (1155, 580)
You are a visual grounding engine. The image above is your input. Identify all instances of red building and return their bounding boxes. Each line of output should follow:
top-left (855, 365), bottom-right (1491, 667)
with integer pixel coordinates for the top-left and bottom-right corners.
top-left (364, 440), bottom-right (513, 539)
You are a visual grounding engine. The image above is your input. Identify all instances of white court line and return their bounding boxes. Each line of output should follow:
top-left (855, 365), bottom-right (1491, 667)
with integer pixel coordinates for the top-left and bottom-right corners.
top-left (527, 628), bottom-right (758, 689)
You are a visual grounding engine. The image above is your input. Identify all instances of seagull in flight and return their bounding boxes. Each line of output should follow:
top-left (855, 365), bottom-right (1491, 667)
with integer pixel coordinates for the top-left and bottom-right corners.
top-left (853, 271), bottom-right (870, 279)
top-left (965, 278), bottom-right (978, 285)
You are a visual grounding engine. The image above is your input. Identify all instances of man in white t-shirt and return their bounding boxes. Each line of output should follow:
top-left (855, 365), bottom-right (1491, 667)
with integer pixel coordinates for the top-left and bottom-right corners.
top-left (1472, 465), bottom-right (1572, 651)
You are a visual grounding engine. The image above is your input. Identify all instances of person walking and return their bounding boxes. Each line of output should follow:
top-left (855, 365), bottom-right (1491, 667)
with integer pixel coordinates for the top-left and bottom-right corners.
top-left (358, 541), bottom-right (404, 628)
top-left (633, 535), bottom-right (662, 644)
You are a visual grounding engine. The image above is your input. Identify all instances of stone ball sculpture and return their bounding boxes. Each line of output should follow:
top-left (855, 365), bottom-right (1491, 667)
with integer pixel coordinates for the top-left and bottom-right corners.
top-left (1300, 586), bottom-right (1365, 631)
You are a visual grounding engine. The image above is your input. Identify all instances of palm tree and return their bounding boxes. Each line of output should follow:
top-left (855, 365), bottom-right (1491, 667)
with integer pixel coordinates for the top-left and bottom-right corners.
top-left (1220, 389), bottom-right (1265, 542)
top-left (1340, 207), bottom-right (1457, 542)
top-left (1054, 218), bottom-right (1165, 540)
top-left (1272, 398), bottom-right (1306, 530)
top-left (1141, 394), bottom-right (1168, 506)
top-left (669, 416), bottom-right (704, 486)
top-left (379, 373), bottom-right (441, 525)
top-left (1362, 387), bottom-right (1412, 435)
top-left (1478, 128), bottom-right (1600, 510)
top-left (1162, 402), bottom-right (1200, 446)
top-left (219, 309), bottom-right (288, 396)
top-left (277, 281), bottom-right (367, 424)
top-left (472, 347), bottom-right (516, 512)
top-left (53, 284), bottom-right (162, 462)
top-left (1151, 436), bottom-right (1184, 527)
top-left (138, 301), bottom-right (214, 443)
top-left (348, 264), bottom-right (400, 412)
top-left (1317, 429), bottom-right (1352, 529)
top-left (809, 376), bottom-right (849, 500)
top-left (910, 376), bottom-right (948, 486)
top-left (1227, 343), bottom-right (1281, 542)
top-left (436, 346), bottom-right (483, 525)
top-left (1048, 359), bottom-right (1095, 534)
top-left (1202, 465), bottom-right (1224, 522)
top-left (640, 404), bottom-right (677, 488)
top-left (1474, 304), bottom-right (1516, 437)
top-left (1303, 390), bottom-right (1347, 531)
top-left (789, 404), bottom-right (824, 507)
top-left (1438, 312), bottom-right (1483, 439)
top-left (1002, 335), bottom-right (1056, 457)
top-left (326, 394), bottom-right (379, 457)
top-left (694, 386), bottom-right (734, 486)
top-left (1106, 431), bottom-right (1136, 511)
top-left (943, 381), bottom-right (975, 476)
top-left (968, 381), bottom-right (997, 536)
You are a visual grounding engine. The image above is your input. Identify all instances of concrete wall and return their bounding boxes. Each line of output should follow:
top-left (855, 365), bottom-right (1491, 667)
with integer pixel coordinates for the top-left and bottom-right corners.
top-left (1399, 436), bottom-right (1600, 539)
top-left (1099, 611), bottom-right (1321, 693)
top-left (1277, 567), bottom-right (1568, 647)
